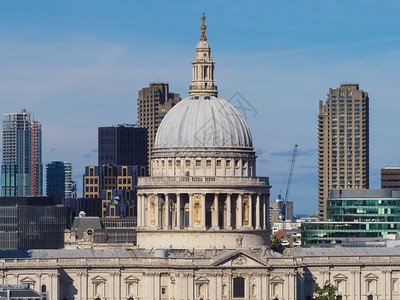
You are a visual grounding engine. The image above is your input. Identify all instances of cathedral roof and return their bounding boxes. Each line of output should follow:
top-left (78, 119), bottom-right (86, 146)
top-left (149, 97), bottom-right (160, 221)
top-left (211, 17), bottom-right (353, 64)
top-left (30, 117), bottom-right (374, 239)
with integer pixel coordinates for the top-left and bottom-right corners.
top-left (154, 95), bottom-right (253, 151)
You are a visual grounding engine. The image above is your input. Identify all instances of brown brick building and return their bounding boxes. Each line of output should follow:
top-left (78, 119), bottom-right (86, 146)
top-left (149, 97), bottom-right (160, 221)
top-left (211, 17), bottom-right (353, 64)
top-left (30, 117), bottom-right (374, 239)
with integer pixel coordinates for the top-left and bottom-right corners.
top-left (137, 83), bottom-right (180, 167)
top-left (318, 84), bottom-right (369, 219)
top-left (381, 167), bottom-right (400, 190)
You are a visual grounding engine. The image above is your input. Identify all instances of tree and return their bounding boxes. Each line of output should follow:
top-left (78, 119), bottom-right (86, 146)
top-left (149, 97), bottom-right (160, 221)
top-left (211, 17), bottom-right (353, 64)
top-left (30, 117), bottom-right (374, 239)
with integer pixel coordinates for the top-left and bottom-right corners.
top-left (314, 280), bottom-right (338, 300)
top-left (270, 237), bottom-right (283, 251)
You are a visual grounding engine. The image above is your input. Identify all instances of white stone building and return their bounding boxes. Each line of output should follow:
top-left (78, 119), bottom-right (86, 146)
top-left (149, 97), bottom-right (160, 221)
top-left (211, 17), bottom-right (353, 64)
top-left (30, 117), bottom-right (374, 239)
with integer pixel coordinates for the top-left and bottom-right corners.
top-left (1, 13), bottom-right (400, 300)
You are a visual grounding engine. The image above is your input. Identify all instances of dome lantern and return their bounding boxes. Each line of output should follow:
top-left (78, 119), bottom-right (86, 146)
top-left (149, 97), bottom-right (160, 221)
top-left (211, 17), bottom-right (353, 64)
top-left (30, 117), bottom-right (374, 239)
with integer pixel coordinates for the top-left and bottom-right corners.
top-left (189, 13), bottom-right (218, 97)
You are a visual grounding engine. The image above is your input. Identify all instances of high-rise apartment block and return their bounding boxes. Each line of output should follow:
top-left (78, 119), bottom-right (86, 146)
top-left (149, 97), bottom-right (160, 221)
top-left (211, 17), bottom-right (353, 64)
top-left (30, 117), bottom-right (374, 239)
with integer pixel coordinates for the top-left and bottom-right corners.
top-left (381, 167), bottom-right (400, 190)
top-left (1, 110), bottom-right (43, 197)
top-left (318, 84), bottom-right (369, 219)
top-left (137, 83), bottom-right (181, 163)
top-left (98, 124), bottom-right (147, 175)
top-left (46, 161), bottom-right (77, 198)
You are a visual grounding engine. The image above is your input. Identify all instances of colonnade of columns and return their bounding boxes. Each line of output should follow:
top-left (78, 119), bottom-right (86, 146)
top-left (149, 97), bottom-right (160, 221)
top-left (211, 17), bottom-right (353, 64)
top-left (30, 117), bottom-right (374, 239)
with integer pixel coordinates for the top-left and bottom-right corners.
top-left (136, 192), bottom-right (269, 231)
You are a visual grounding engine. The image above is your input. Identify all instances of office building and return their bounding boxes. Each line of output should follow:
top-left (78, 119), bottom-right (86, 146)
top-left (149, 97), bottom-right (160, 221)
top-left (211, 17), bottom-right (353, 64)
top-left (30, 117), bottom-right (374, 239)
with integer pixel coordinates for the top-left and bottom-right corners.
top-left (83, 165), bottom-right (139, 218)
top-left (0, 196), bottom-right (72, 249)
top-left (1, 110), bottom-right (43, 197)
top-left (318, 84), bottom-right (369, 219)
top-left (270, 199), bottom-right (294, 224)
top-left (62, 197), bottom-right (103, 218)
top-left (137, 83), bottom-right (180, 165)
top-left (381, 167), bottom-right (400, 190)
top-left (302, 189), bottom-right (400, 246)
top-left (98, 124), bottom-right (147, 174)
top-left (46, 161), bottom-right (77, 198)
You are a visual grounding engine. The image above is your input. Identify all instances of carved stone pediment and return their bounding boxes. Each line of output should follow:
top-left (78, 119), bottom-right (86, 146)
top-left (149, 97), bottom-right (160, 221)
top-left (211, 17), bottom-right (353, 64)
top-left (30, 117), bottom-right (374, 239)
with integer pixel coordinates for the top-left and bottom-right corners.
top-left (20, 276), bottom-right (36, 284)
top-left (270, 275), bottom-right (285, 283)
top-left (333, 273), bottom-right (348, 280)
top-left (194, 276), bottom-right (210, 283)
top-left (124, 275), bottom-right (139, 283)
top-left (91, 275), bottom-right (106, 283)
top-left (364, 273), bottom-right (379, 280)
top-left (213, 251), bottom-right (267, 267)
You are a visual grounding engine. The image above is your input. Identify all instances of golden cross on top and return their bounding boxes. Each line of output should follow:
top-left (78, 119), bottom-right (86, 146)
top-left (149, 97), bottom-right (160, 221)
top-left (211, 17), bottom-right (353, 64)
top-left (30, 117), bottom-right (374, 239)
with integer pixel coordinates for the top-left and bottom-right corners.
top-left (200, 13), bottom-right (207, 41)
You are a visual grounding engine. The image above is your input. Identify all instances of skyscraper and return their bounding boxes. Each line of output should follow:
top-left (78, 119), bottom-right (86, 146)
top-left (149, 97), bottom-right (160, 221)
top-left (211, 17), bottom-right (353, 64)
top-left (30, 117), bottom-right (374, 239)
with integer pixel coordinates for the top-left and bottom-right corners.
top-left (98, 124), bottom-right (147, 174)
top-left (318, 84), bottom-right (369, 219)
top-left (1, 110), bottom-right (43, 197)
top-left (31, 120), bottom-right (43, 196)
top-left (137, 83), bottom-right (181, 165)
top-left (46, 161), bottom-right (77, 198)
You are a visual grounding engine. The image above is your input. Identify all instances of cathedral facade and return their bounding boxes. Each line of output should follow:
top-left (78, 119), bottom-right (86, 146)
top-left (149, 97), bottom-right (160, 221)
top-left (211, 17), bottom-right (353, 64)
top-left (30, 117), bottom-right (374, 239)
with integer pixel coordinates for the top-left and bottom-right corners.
top-left (1, 14), bottom-right (400, 300)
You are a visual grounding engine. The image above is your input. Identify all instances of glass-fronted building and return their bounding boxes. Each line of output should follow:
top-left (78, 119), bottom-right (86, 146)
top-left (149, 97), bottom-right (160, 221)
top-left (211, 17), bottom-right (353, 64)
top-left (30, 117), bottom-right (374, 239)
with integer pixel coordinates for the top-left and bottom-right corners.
top-left (302, 189), bottom-right (400, 247)
top-left (0, 197), bottom-right (73, 249)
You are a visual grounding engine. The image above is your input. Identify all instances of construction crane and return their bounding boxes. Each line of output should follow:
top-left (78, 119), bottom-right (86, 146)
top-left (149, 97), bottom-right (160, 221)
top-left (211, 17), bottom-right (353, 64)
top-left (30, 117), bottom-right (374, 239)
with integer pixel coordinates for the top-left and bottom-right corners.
top-left (277, 144), bottom-right (298, 224)
top-left (278, 144), bottom-right (298, 202)
top-left (284, 144), bottom-right (298, 203)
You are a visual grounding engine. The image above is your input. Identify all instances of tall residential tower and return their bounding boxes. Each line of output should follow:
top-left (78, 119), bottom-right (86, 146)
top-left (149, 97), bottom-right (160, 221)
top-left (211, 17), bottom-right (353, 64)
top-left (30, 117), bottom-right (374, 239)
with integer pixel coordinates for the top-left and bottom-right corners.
top-left (318, 84), bottom-right (369, 219)
top-left (1, 110), bottom-right (43, 197)
top-left (137, 83), bottom-right (180, 166)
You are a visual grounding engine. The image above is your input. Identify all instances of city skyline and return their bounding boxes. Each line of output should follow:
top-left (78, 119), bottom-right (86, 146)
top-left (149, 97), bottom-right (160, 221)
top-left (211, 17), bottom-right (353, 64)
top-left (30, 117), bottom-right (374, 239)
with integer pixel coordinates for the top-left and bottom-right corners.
top-left (1, 1), bottom-right (400, 213)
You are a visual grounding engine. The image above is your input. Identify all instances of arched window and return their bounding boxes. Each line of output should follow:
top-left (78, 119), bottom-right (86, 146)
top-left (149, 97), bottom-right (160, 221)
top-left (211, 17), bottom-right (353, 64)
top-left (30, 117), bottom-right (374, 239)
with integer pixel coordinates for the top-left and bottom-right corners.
top-left (233, 277), bottom-right (245, 298)
top-left (128, 298), bottom-right (134, 300)
top-left (41, 285), bottom-right (46, 293)
top-left (368, 295), bottom-right (373, 300)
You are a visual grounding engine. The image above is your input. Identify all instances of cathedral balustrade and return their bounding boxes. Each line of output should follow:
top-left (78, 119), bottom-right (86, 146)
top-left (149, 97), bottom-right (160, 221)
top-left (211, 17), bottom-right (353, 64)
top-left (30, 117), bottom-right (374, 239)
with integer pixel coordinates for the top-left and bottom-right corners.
top-left (138, 176), bottom-right (269, 187)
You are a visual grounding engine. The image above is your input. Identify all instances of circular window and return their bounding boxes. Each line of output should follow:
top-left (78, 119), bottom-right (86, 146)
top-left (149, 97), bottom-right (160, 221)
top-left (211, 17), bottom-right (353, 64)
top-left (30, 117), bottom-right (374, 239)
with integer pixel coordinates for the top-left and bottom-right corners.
top-left (86, 229), bottom-right (93, 236)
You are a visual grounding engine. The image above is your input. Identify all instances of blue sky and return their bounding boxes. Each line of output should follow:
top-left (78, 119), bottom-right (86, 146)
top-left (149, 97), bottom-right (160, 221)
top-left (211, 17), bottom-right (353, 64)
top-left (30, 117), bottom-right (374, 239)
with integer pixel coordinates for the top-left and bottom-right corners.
top-left (1, 1), bottom-right (400, 214)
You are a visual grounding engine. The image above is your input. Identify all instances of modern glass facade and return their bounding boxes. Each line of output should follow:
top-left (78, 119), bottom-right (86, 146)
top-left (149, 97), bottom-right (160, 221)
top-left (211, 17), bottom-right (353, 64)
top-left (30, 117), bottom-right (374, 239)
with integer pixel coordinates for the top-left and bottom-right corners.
top-left (0, 197), bottom-right (73, 250)
top-left (46, 161), bottom-right (76, 198)
top-left (327, 199), bottom-right (400, 222)
top-left (302, 189), bottom-right (400, 247)
top-left (302, 222), bottom-right (400, 247)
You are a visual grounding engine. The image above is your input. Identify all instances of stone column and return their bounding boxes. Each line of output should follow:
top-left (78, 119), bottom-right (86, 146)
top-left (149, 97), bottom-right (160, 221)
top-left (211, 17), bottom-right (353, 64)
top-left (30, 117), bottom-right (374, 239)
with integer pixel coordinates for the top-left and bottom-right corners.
top-left (201, 193), bottom-right (206, 229)
top-left (155, 194), bottom-right (160, 228)
top-left (189, 193), bottom-right (193, 228)
top-left (213, 193), bottom-right (219, 229)
top-left (226, 194), bottom-right (232, 230)
top-left (237, 194), bottom-right (243, 228)
top-left (256, 193), bottom-right (261, 229)
top-left (164, 193), bottom-right (170, 229)
top-left (262, 194), bottom-right (267, 229)
top-left (248, 194), bottom-right (253, 229)
top-left (176, 193), bottom-right (181, 229)
top-left (147, 194), bottom-right (152, 228)
top-left (137, 194), bottom-right (142, 227)
top-left (140, 194), bottom-right (149, 227)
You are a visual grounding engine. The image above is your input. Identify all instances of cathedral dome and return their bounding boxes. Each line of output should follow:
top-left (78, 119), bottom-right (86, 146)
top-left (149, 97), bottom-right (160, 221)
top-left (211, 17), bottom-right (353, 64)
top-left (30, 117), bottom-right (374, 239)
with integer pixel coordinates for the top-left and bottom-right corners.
top-left (154, 94), bottom-right (253, 150)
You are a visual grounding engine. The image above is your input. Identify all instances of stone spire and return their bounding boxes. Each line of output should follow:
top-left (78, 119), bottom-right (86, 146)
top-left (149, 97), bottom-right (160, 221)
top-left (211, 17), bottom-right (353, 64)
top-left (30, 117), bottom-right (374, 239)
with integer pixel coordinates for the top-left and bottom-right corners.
top-left (189, 13), bottom-right (218, 97)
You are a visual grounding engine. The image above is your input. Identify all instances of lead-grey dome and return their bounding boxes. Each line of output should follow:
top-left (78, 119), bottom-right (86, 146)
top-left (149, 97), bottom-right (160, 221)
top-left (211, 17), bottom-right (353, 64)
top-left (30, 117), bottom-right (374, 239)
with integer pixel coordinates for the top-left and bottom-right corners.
top-left (154, 95), bottom-right (253, 151)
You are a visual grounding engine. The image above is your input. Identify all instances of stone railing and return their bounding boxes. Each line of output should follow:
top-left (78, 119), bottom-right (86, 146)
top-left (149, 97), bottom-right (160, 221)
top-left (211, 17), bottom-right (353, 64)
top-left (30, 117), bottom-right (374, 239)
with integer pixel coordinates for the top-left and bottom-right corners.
top-left (138, 176), bottom-right (269, 187)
